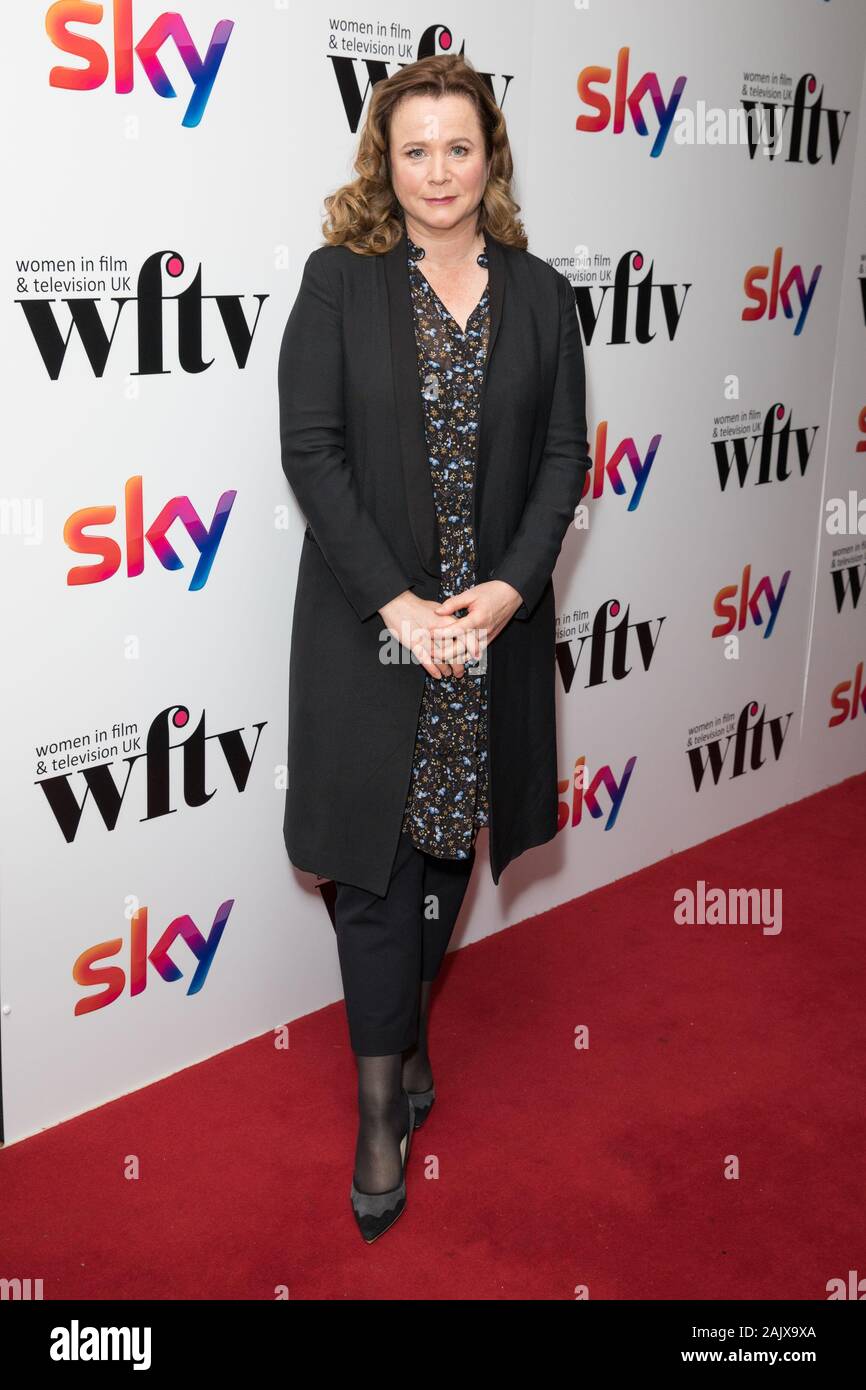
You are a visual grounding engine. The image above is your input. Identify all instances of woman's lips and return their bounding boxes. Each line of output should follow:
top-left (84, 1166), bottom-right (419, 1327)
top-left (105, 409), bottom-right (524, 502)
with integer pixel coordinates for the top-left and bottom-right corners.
top-left (425, 196), bottom-right (456, 203)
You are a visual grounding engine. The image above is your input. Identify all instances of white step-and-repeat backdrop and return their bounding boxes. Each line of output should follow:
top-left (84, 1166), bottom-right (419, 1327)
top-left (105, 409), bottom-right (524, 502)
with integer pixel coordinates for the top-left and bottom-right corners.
top-left (2, 0), bottom-right (865, 1145)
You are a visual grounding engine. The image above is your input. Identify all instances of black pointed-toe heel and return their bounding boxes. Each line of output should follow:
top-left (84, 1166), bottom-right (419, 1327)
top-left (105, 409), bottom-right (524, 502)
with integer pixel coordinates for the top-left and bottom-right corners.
top-left (406, 1083), bottom-right (435, 1128)
top-left (350, 1089), bottom-right (415, 1244)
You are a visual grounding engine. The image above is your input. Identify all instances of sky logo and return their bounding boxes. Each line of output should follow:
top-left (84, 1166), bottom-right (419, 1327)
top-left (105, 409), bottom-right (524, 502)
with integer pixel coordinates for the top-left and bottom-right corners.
top-left (743, 249), bottom-right (822, 335)
top-left (73, 900), bottom-right (234, 1015)
top-left (45, 1), bottom-right (234, 127)
top-left (577, 46), bottom-right (687, 157)
top-left (713, 564), bottom-right (791, 640)
top-left (64, 476), bottom-right (236, 591)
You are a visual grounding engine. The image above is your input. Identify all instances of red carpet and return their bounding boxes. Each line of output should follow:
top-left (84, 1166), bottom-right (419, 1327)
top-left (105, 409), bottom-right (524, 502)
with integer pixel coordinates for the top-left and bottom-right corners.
top-left (2, 775), bottom-right (863, 1300)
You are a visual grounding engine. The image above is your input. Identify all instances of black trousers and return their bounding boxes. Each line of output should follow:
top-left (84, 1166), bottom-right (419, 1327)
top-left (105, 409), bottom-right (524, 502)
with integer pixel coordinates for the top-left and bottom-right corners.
top-left (333, 830), bottom-right (476, 1056)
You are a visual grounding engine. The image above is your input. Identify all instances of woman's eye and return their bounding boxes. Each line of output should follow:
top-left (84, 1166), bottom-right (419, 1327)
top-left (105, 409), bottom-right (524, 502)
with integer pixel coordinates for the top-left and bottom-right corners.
top-left (406, 145), bottom-right (469, 159)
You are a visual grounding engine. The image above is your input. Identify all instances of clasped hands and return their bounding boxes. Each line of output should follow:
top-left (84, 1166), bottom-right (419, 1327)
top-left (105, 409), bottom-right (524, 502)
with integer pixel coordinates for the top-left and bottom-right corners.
top-left (379, 580), bottom-right (524, 680)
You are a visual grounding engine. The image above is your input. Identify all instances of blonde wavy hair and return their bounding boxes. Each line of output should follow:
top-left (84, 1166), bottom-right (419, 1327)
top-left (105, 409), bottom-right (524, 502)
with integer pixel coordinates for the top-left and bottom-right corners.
top-left (321, 53), bottom-right (527, 255)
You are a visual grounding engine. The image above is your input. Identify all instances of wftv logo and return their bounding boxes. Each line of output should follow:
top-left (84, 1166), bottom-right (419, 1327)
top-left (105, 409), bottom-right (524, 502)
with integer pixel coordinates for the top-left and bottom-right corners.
top-left (829, 558), bottom-right (866, 614)
top-left (741, 74), bottom-right (850, 164)
top-left (687, 700), bottom-right (792, 791)
top-left (329, 23), bottom-right (514, 131)
top-left (16, 249), bottom-right (267, 380)
top-left (46, 0), bottom-right (234, 127)
top-left (555, 597), bottom-right (665, 692)
top-left (712, 404), bottom-right (819, 491)
top-left (575, 250), bottom-right (690, 346)
top-left (36, 704), bottom-right (267, 842)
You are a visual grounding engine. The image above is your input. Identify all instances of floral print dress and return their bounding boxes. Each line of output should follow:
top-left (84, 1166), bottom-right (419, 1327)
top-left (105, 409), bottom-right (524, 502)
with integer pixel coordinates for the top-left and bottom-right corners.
top-left (399, 231), bottom-right (491, 860)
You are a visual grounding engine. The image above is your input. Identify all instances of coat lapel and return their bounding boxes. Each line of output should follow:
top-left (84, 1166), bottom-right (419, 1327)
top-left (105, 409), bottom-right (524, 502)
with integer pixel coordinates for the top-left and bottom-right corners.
top-left (383, 225), bottom-right (505, 579)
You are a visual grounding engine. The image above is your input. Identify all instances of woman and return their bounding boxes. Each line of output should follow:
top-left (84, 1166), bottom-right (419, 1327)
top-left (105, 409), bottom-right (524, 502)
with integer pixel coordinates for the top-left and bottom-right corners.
top-left (278, 53), bottom-right (591, 1243)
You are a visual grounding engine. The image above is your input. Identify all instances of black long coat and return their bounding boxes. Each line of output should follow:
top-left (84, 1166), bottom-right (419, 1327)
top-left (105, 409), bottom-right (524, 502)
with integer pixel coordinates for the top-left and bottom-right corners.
top-left (277, 226), bottom-right (591, 896)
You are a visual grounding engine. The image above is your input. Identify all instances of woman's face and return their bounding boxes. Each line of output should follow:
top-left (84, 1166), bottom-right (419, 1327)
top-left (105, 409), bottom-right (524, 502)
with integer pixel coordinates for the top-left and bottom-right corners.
top-left (388, 92), bottom-right (490, 239)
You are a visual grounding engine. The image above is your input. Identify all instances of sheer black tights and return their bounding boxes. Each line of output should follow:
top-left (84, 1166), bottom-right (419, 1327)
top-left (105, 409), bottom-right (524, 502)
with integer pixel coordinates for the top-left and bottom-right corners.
top-left (352, 980), bottom-right (434, 1194)
top-left (401, 979), bottom-right (433, 1093)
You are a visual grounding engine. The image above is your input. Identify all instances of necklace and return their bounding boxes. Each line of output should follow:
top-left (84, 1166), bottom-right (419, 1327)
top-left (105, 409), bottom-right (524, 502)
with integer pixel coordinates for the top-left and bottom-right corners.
top-left (405, 230), bottom-right (487, 269)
